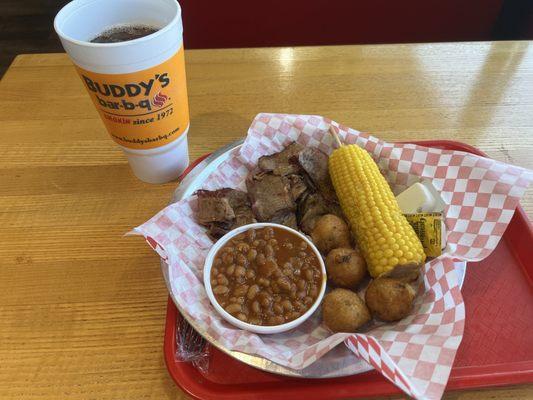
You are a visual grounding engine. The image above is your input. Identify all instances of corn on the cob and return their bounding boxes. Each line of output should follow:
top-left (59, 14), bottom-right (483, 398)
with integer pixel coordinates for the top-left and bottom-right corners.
top-left (329, 140), bottom-right (426, 278)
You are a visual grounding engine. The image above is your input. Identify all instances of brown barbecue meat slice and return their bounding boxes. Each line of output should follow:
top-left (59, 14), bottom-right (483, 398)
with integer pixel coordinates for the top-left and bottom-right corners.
top-left (286, 174), bottom-right (308, 202)
top-left (195, 188), bottom-right (256, 239)
top-left (206, 221), bottom-right (233, 240)
top-left (233, 207), bottom-right (256, 228)
top-left (297, 192), bottom-right (329, 234)
top-left (297, 192), bottom-right (344, 234)
top-left (297, 147), bottom-right (337, 202)
top-left (220, 188), bottom-right (249, 210)
top-left (257, 142), bottom-right (304, 176)
top-left (217, 188), bottom-right (256, 227)
top-left (246, 171), bottom-right (295, 221)
top-left (270, 211), bottom-right (298, 230)
top-left (196, 190), bottom-right (235, 224)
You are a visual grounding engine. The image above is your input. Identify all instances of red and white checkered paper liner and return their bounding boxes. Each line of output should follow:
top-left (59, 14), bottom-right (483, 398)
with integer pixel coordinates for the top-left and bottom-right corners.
top-left (132, 114), bottom-right (532, 400)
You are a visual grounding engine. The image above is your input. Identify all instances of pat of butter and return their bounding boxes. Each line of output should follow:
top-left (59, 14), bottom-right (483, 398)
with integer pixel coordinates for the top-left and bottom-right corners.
top-left (396, 181), bottom-right (447, 251)
top-left (396, 182), bottom-right (436, 213)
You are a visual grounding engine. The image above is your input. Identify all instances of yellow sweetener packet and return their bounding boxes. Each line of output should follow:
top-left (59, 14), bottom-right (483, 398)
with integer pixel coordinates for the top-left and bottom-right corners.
top-left (405, 212), bottom-right (442, 258)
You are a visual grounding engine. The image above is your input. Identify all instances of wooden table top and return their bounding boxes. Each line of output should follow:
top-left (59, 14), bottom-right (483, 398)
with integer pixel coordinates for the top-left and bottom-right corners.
top-left (0, 42), bottom-right (532, 399)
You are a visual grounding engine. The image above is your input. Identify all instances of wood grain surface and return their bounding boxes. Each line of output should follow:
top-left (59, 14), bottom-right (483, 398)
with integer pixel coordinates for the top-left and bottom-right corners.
top-left (0, 42), bottom-right (532, 399)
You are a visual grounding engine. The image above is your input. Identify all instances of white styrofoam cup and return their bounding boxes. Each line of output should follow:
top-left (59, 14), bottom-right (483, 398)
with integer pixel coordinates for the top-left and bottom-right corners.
top-left (55, 0), bottom-right (190, 183)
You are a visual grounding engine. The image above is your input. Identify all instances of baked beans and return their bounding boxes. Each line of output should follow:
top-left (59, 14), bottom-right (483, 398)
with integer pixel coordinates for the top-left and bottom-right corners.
top-left (211, 226), bottom-right (322, 326)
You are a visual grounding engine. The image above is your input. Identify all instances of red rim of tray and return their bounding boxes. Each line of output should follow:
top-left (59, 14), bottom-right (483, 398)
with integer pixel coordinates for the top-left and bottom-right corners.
top-left (163, 139), bottom-right (533, 399)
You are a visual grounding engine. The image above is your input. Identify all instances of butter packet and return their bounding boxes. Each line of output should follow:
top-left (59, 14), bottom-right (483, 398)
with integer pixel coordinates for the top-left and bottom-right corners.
top-left (404, 212), bottom-right (443, 258)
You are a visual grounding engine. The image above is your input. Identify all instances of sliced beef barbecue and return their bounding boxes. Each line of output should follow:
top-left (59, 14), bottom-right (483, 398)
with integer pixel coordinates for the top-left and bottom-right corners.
top-left (297, 147), bottom-right (337, 202)
top-left (246, 172), bottom-right (295, 221)
top-left (286, 174), bottom-right (308, 201)
top-left (195, 188), bottom-right (255, 239)
top-left (270, 211), bottom-right (298, 230)
top-left (196, 190), bottom-right (235, 224)
top-left (206, 221), bottom-right (233, 239)
top-left (257, 142), bottom-right (303, 176)
top-left (297, 192), bottom-right (344, 234)
top-left (220, 188), bottom-right (256, 227)
top-left (297, 192), bottom-right (329, 234)
top-left (195, 143), bottom-right (343, 237)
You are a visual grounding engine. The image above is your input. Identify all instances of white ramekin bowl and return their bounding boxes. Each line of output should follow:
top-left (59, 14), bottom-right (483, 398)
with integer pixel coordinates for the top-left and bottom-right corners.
top-left (203, 222), bottom-right (327, 334)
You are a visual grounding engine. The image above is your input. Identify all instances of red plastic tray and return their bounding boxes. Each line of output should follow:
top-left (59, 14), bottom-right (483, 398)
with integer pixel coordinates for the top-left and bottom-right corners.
top-left (163, 140), bottom-right (533, 399)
